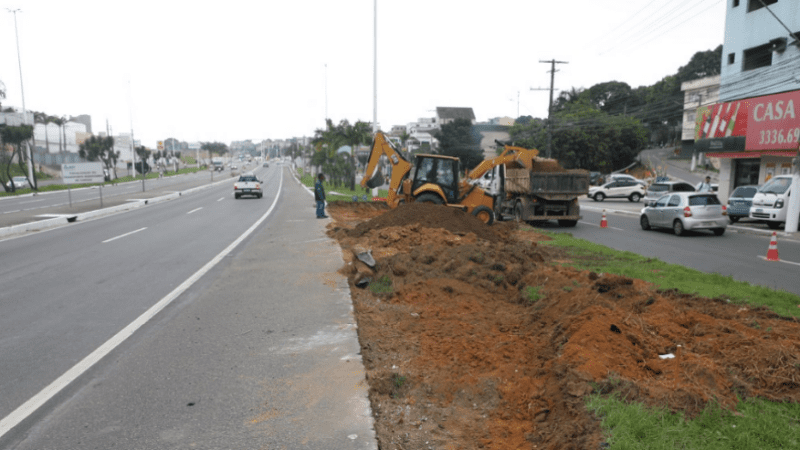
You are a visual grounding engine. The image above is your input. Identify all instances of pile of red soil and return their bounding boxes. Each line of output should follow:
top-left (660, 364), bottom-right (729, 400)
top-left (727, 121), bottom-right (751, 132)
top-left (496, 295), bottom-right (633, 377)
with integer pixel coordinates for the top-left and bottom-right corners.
top-left (326, 202), bottom-right (800, 450)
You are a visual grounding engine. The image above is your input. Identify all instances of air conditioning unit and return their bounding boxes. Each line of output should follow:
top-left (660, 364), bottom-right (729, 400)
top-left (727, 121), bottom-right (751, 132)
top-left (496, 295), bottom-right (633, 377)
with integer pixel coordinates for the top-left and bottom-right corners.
top-left (770, 37), bottom-right (787, 53)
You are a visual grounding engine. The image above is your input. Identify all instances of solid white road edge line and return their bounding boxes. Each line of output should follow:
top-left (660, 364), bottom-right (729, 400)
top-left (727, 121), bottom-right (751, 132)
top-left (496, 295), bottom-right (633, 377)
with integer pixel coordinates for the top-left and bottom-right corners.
top-left (0, 169), bottom-right (283, 440)
top-left (757, 255), bottom-right (800, 266)
top-left (187, 207), bottom-right (203, 215)
top-left (102, 227), bottom-right (148, 243)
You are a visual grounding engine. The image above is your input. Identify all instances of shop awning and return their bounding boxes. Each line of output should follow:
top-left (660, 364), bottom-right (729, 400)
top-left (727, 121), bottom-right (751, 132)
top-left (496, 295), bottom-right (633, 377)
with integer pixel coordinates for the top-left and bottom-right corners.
top-left (706, 150), bottom-right (799, 158)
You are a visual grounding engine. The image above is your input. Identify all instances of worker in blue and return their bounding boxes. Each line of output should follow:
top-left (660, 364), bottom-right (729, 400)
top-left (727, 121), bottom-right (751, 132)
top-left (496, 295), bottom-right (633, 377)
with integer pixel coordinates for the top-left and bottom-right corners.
top-left (315, 173), bottom-right (328, 218)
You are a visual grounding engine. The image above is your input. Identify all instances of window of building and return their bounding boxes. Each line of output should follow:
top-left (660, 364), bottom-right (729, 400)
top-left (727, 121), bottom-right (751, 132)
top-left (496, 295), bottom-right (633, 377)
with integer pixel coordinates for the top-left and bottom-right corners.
top-left (733, 0), bottom-right (739, 6)
top-left (748, 0), bottom-right (777, 13)
top-left (728, 52), bottom-right (735, 64)
top-left (742, 43), bottom-right (773, 70)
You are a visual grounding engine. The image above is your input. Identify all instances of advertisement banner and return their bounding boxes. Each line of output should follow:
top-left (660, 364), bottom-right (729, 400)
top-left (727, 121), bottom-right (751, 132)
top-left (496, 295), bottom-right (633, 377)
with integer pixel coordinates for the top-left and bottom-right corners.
top-left (695, 89), bottom-right (800, 151)
top-left (745, 90), bottom-right (800, 151)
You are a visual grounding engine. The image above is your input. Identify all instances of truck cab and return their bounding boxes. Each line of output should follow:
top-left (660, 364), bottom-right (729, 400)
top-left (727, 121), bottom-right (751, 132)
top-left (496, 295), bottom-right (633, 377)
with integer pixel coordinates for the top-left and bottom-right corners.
top-left (750, 175), bottom-right (798, 230)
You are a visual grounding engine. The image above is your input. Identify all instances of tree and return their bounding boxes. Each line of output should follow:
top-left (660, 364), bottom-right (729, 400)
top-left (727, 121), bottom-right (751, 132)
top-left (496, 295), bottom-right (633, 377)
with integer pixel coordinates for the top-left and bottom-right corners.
top-left (434, 118), bottom-right (484, 171)
top-left (134, 146), bottom-right (151, 175)
top-left (341, 120), bottom-right (372, 190)
top-left (509, 101), bottom-right (647, 172)
top-left (201, 141), bottom-right (228, 155)
top-left (79, 135), bottom-right (119, 180)
top-left (0, 124), bottom-right (34, 192)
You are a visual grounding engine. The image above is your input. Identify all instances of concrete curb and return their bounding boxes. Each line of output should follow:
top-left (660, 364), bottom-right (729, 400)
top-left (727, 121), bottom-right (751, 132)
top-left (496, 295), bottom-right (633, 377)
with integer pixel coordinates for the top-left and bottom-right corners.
top-left (0, 174), bottom-right (236, 240)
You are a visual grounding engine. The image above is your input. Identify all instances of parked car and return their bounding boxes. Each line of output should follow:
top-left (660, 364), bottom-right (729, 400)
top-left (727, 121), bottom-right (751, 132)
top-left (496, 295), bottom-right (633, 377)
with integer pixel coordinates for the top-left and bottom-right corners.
top-left (6, 176), bottom-right (29, 189)
top-left (643, 181), bottom-right (696, 205)
top-left (589, 171), bottom-right (601, 186)
top-left (640, 192), bottom-right (728, 236)
top-left (726, 185), bottom-right (759, 223)
top-left (749, 175), bottom-right (796, 229)
top-left (263, 162), bottom-right (269, 168)
top-left (588, 179), bottom-right (645, 202)
top-left (233, 173), bottom-right (263, 199)
top-left (605, 173), bottom-right (646, 186)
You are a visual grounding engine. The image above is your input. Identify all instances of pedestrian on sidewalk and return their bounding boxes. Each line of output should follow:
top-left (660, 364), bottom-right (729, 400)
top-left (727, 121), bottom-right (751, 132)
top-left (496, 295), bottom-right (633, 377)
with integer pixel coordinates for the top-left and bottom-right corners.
top-left (696, 176), bottom-right (713, 193)
top-left (315, 173), bottom-right (328, 219)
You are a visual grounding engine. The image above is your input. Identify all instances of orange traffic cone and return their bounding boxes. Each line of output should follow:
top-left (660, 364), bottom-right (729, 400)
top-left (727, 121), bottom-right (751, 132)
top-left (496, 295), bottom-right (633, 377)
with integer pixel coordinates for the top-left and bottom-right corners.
top-left (766, 231), bottom-right (779, 261)
top-left (600, 210), bottom-right (608, 228)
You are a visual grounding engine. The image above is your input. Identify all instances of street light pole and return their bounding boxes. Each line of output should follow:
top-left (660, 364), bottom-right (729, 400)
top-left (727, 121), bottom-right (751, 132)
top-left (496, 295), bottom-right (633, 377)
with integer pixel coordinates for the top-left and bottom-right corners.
top-left (372, 0), bottom-right (378, 133)
top-left (8, 8), bottom-right (34, 184)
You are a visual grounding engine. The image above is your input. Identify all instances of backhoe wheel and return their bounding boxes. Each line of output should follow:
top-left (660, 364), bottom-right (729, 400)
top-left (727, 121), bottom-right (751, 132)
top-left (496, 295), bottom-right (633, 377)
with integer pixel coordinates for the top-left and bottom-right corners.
top-left (471, 206), bottom-right (495, 225)
top-left (415, 193), bottom-right (444, 205)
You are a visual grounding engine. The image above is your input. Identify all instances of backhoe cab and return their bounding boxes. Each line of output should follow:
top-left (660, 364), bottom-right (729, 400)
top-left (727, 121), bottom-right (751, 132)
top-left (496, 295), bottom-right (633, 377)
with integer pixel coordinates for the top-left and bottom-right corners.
top-left (361, 132), bottom-right (496, 224)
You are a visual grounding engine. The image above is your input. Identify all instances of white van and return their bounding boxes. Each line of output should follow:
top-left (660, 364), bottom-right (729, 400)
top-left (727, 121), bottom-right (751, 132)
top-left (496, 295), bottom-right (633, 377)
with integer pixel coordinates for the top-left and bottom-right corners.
top-left (749, 175), bottom-right (797, 229)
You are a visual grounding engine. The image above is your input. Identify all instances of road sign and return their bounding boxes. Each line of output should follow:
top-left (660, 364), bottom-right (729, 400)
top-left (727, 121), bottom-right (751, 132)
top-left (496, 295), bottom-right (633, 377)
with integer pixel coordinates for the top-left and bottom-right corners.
top-left (157, 141), bottom-right (164, 151)
top-left (62, 162), bottom-right (105, 184)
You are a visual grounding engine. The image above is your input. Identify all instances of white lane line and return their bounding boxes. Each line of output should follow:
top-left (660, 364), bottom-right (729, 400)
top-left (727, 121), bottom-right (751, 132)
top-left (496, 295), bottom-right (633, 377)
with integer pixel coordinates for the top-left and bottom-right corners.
top-left (0, 169), bottom-right (284, 440)
top-left (217, 197), bottom-right (224, 202)
top-left (102, 227), bottom-right (147, 243)
top-left (757, 256), bottom-right (800, 266)
top-left (3, 210), bottom-right (21, 214)
top-left (187, 207), bottom-right (203, 215)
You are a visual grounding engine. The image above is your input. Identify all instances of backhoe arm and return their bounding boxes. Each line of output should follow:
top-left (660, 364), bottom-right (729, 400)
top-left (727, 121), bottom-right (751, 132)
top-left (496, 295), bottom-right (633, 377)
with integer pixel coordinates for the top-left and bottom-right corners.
top-left (467, 144), bottom-right (539, 181)
top-left (361, 131), bottom-right (412, 207)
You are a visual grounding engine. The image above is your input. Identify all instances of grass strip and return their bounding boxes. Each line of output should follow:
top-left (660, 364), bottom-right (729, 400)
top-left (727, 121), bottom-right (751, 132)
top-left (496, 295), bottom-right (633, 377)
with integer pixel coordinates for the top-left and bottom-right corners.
top-left (533, 228), bottom-right (800, 319)
top-left (297, 171), bottom-right (388, 202)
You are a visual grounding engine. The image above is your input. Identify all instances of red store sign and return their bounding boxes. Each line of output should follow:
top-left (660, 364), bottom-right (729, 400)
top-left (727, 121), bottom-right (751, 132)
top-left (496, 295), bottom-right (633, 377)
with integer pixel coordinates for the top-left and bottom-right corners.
top-left (695, 89), bottom-right (800, 151)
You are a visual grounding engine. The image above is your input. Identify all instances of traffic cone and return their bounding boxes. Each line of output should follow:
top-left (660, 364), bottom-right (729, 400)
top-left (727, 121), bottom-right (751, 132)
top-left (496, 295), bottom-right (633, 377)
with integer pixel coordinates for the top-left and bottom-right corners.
top-left (766, 231), bottom-right (780, 261)
top-left (600, 210), bottom-right (608, 228)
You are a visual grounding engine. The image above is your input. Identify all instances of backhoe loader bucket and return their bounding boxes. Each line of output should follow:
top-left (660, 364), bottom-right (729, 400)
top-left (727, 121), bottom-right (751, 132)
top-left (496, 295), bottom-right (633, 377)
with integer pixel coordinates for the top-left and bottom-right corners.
top-left (365, 172), bottom-right (385, 189)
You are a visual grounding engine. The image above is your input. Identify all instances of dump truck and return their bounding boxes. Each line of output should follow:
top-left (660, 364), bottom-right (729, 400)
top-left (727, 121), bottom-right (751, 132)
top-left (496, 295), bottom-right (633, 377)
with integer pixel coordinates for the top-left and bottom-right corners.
top-left (474, 142), bottom-right (589, 227)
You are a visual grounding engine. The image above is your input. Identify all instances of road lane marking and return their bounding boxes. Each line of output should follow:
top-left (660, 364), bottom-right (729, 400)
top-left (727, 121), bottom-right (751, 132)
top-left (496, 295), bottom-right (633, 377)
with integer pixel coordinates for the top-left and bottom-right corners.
top-left (187, 207), bottom-right (203, 215)
top-left (758, 256), bottom-right (800, 266)
top-left (217, 197), bottom-right (224, 202)
top-left (102, 227), bottom-right (147, 243)
top-left (0, 170), bottom-right (284, 440)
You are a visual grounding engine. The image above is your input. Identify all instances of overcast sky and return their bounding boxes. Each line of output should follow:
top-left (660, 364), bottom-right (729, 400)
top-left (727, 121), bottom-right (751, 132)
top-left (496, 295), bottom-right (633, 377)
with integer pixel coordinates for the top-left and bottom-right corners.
top-left (0, 0), bottom-right (727, 147)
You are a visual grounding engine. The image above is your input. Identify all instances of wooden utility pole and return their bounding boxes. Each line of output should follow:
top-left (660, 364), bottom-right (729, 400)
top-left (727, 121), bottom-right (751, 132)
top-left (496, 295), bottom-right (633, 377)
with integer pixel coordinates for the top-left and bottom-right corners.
top-left (531, 59), bottom-right (568, 158)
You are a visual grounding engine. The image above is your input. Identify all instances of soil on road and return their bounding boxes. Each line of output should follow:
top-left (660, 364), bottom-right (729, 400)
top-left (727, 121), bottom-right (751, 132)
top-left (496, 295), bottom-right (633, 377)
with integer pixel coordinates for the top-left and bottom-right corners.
top-left (325, 201), bottom-right (800, 450)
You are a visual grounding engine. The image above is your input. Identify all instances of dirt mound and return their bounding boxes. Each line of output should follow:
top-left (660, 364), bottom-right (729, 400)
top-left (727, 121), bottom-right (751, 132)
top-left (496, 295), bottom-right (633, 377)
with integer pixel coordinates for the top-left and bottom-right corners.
top-left (325, 203), bottom-right (800, 450)
top-left (340, 202), bottom-right (509, 243)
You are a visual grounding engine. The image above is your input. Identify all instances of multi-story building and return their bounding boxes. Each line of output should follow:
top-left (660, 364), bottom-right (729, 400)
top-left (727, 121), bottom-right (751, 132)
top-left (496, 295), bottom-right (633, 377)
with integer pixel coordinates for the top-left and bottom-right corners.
top-left (694, 0), bottom-right (800, 205)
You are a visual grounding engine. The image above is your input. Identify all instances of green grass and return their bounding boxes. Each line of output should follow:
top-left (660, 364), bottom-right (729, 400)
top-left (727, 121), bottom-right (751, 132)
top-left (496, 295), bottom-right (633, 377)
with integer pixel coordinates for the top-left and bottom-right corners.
top-left (519, 227), bottom-right (800, 448)
top-left (524, 285), bottom-right (543, 303)
top-left (298, 172), bottom-right (388, 202)
top-left (532, 229), bottom-right (800, 319)
top-left (369, 275), bottom-right (393, 295)
top-left (587, 394), bottom-right (800, 450)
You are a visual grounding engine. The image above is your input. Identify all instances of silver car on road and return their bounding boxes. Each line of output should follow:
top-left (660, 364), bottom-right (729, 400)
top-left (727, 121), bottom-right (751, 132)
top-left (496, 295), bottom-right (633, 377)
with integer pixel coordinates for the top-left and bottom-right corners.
top-left (640, 192), bottom-right (728, 236)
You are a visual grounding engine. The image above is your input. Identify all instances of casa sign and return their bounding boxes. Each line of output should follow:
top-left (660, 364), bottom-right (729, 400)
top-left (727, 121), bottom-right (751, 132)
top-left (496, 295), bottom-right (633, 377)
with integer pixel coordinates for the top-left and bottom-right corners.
top-left (695, 89), bottom-right (800, 151)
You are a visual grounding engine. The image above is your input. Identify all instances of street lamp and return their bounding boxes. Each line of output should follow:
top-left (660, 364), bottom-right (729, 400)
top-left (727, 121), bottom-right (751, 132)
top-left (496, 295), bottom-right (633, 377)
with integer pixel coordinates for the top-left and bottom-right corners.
top-left (8, 8), bottom-right (35, 185)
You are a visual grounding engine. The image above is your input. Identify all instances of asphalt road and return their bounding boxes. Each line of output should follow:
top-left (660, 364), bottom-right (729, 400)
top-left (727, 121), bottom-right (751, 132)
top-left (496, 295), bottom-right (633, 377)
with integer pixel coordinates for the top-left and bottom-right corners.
top-left (0, 164), bottom-right (375, 449)
top-left (0, 169), bottom-right (243, 228)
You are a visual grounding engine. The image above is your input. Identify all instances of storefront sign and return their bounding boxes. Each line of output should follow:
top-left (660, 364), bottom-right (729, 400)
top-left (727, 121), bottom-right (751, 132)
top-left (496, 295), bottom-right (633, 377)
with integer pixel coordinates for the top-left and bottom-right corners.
top-left (695, 89), bottom-right (800, 151)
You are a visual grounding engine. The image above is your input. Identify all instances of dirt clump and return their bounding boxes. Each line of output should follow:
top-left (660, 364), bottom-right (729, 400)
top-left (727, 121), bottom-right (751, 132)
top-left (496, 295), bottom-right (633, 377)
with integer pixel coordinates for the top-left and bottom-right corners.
top-left (326, 201), bottom-right (800, 450)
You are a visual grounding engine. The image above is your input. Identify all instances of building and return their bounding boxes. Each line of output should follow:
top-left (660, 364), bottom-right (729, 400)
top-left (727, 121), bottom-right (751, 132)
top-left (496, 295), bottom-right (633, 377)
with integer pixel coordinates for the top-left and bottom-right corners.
top-left (435, 107), bottom-right (475, 126)
top-left (693, 0), bottom-right (800, 208)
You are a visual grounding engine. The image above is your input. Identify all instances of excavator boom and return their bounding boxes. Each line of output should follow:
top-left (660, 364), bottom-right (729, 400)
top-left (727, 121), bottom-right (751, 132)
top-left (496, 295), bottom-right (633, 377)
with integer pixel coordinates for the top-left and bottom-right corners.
top-left (361, 132), bottom-right (412, 207)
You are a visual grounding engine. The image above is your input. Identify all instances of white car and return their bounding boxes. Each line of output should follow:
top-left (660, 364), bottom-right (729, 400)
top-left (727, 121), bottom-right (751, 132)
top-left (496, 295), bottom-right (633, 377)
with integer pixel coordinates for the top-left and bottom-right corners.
top-left (233, 173), bottom-right (263, 199)
top-left (588, 179), bottom-right (645, 202)
top-left (640, 192), bottom-right (728, 236)
top-left (6, 176), bottom-right (29, 189)
top-left (605, 173), bottom-right (646, 186)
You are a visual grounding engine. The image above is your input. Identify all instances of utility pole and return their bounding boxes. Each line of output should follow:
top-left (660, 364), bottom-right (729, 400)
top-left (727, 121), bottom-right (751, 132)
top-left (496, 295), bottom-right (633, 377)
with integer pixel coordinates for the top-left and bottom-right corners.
top-left (8, 8), bottom-right (34, 185)
top-left (372, 0), bottom-right (378, 133)
top-left (531, 59), bottom-right (568, 158)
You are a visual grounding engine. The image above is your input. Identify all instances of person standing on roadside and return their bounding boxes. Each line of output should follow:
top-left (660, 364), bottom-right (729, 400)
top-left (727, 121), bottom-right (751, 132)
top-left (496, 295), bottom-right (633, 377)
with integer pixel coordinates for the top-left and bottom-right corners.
top-left (696, 176), bottom-right (713, 193)
top-left (315, 173), bottom-right (328, 218)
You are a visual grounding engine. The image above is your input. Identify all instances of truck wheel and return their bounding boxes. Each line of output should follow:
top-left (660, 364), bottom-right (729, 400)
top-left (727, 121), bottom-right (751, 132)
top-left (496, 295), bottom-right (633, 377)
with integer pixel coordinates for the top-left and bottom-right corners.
top-left (415, 193), bottom-right (444, 205)
top-left (514, 202), bottom-right (524, 223)
top-left (472, 206), bottom-right (494, 225)
top-left (558, 219), bottom-right (578, 227)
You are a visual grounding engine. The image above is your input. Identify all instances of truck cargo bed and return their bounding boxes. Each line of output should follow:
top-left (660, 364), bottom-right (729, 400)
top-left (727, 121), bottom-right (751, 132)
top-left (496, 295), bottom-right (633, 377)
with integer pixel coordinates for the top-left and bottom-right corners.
top-left (505, 169), bottom-right (590, 196)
